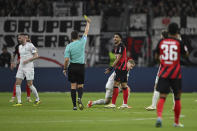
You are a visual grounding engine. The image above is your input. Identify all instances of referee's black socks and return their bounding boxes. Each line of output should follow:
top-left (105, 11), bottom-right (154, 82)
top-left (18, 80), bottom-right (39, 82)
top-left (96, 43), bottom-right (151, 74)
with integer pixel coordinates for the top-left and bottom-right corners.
top-left (78, 87), bottom-right (83, 99)
top-left (71, 89), bottom-right (77, 107)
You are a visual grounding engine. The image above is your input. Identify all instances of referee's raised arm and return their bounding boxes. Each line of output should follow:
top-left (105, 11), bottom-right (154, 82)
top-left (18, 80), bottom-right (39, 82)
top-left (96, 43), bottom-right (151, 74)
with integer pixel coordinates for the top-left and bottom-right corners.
top-left (83, 15), bottom-right (91, 36)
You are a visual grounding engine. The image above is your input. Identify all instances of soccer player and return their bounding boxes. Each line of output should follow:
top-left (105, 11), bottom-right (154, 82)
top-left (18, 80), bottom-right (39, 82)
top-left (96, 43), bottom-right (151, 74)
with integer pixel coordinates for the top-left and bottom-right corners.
top-left (104, 33), bottom-right (129, 108)
top-left (10, 35), bottom-right (32, 103)
top-left (87, 59), bottom-right (135, 108)
top-left (13, 34), bottom-right (40, 106)
top-left (146, 30), bottom-right (170, 111)
top-left (155, 23), bottom-right (188, 127)
top-left (63, 16), bottom-right (91, 110)
top-left (146, 31), bottom-right (184, 111)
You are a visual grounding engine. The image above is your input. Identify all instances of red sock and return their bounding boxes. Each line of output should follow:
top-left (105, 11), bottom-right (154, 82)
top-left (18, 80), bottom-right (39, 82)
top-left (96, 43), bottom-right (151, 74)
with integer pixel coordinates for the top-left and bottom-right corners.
top-left (123, 88), bottom-right (128, 104)
top-left (26, 85), bottom-right (31, 97)
top-left (174, 100), bottom-right (181, 124)
top-left (12, 83), bottom-right (16, 97)
top-left (157, 98), bottom-right (166, 118)
top-left (112, 87), bottom-right (119, 104)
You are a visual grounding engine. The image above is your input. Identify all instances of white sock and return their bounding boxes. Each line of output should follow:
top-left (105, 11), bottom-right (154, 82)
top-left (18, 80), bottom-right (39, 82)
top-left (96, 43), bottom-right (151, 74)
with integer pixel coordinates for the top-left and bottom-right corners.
top-left (92, 99), bottom-right (105, 105)
top-left (172, 93), bottom-right (175, 107)
top-left (151, 89), bottom-right (160, 108)
top-left (16, 85), bottom-right (22, 103)
top-left (29, 85), bottom-right (39, 101)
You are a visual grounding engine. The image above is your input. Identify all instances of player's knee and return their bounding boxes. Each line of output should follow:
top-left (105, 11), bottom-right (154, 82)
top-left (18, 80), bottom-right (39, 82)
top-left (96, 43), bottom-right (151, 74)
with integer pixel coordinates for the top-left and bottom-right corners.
top-left (15, 79), bottom-right (22, 85)
top-left (27, 81), bottom-right (33, 87)
top-left (121, 83), bottom-right (127, 88)
top-left (105, 99), bottom-right (111, 104)
top-left (114, 81), bottom-right (120, 87)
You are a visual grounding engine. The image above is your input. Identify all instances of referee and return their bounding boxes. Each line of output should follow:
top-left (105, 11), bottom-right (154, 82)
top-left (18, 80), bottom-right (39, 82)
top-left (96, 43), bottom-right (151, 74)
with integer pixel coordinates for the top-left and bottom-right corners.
top-left (63, 16), bottom-right (91, 110)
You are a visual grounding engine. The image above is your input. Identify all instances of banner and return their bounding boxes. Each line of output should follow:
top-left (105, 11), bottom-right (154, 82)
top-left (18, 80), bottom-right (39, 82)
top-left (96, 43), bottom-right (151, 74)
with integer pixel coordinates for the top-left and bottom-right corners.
top-left (129, 14), bottom-right (147, 37)
top-left (152, 17), bottom-right (180, 50)
top-left (0, 16), bottom-right (101, 67)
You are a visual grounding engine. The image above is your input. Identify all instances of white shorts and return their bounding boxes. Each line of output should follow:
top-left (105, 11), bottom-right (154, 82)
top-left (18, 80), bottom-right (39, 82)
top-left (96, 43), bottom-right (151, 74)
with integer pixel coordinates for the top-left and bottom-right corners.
top-left (16, 67), bottom-right (34, 80)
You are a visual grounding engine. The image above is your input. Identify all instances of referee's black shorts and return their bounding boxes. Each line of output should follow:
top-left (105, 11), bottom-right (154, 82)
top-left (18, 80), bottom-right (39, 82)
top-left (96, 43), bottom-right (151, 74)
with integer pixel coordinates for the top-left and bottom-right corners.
top-left (68, 63), bottom-right (85, 84)
top-left (156, 77), bottom-right (182, 95)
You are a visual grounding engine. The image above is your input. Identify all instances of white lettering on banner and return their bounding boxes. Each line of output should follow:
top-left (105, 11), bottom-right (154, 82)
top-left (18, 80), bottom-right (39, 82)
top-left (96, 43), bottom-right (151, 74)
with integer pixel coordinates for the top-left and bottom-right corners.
top-left (0, 16), bottom-right (101, 48)
top-left (0, 17), bottom-right (101, 67)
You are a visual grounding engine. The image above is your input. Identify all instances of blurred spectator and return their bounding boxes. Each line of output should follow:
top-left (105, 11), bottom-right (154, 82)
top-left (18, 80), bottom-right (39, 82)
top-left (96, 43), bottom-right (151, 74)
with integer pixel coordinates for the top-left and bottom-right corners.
top-left (0, 46), bottom-right (11, 68)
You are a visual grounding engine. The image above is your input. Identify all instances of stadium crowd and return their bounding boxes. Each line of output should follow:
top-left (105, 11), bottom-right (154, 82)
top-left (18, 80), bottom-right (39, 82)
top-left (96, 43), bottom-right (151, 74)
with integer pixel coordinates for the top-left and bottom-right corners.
top-left (0, 0), bottom-right (197, 17)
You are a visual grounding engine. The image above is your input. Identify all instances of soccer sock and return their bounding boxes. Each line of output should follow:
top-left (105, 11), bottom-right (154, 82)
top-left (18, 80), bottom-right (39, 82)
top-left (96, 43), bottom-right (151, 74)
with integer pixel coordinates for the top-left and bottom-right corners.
top-left (71, 89), bottom-right (76, 107)
top-left (112, 87), bottom-right (119, 104)
top-left (26, 85), bottom-right (31, 97)
top-left (16, 85), bottom-right (21, 103)
top-left (172, 93), bottom-right (175, 108)
top-left (152, 90), bottom-right (160, 108)
top-left (92, 99), bottom-right (106, 105)
top-left (77, 87), bottom-right (83, 99)
top-left (13, 83), bottom-right (16, 97)
top-left (29, 85), bottom-right (39, 101)
top-left (157, 97), bottom-right (166, 118)
top-left (123, 88), bottom-right (128, 104)
top-left (174, 99), bottom-right (181, 124)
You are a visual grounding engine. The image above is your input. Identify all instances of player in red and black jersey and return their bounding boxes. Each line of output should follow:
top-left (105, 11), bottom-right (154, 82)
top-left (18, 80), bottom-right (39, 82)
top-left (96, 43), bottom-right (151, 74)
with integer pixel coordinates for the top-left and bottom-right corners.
top-left (155, 23), bottom-right (189, 128)
top-left (9, 36), bottom-right (32, 103)
top-left (104, 33), bottom-right (129, 108)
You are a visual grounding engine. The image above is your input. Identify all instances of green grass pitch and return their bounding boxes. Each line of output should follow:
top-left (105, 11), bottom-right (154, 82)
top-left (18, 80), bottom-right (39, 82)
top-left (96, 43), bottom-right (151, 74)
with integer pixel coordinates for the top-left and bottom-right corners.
top-left (0, 92), bottom-right (197, 131)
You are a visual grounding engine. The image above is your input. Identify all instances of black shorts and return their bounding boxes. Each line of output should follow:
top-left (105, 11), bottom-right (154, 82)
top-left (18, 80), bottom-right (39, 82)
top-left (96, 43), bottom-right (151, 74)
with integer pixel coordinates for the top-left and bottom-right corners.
top-left (114, 69), bottom-right (128, 83)
top-left (156, 77), bottom-right (182, 95)
top-left (68, 63), bottom-right (85, 84)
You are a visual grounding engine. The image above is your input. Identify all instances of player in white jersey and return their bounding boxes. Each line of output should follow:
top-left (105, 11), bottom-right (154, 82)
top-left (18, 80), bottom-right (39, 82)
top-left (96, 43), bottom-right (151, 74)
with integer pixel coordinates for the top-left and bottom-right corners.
top-left (13, 34), bottom-right (40, 106)
top-left (87, 59), bottom-right (135, 109)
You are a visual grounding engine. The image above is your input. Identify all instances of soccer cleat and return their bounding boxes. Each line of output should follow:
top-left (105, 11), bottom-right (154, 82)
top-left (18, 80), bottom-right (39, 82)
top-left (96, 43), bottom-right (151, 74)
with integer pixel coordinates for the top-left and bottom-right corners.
top-left (9, 97), bottom-right (15, 103)
top-left (26, 97), bottom-right (32, 103)
top-left (33, 100), bottom-right (41, 106)
top-left (174, 123), bottom-right (184, 128)
top-left (77, 98), bottom-right (84, 110)
top-left (118, 104), bottom-right (132, 109)
top-left (13, 103), bottom-right (22, 107)
top-left (145, 105), bottom-right (156, 111)
top-left (87, 101), bottom-right (93, 108)
top-left (155, 118), bottom-right (162, 127)
top-left (73, 107), bottom-right (77, 110)
top-left (104, 104), bottom-right (116, 108)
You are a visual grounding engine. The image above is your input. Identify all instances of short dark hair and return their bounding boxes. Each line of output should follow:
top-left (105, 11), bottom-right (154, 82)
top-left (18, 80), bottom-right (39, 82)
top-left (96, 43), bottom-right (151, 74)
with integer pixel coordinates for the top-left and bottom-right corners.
top-left (168, 23), bottom-right (179, 35)
top-left (114, 33), bottom-right (122, 39)
top-left (71, 31), bottom-right (79, 40)
top-left (161, 30), bottom-right (168, 38)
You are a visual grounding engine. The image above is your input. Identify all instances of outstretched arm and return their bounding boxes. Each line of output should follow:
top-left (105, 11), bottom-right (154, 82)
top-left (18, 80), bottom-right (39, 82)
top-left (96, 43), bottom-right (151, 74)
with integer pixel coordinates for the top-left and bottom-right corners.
top-left (83, 15), bottom-right (91, 36)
